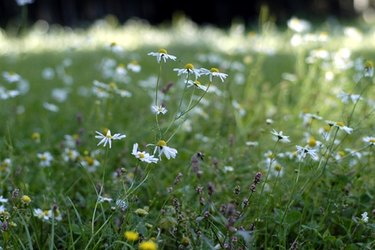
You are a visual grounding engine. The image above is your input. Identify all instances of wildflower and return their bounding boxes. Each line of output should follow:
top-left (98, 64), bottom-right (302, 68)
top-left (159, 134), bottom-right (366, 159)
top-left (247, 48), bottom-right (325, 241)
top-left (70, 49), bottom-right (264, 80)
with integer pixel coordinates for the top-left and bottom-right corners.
top-left (361, 211), bottom-right (369, 223)
top-left (363, 136), bottom-right (375, 146)
top-left (148, 49), bottom-right (176, 63)
top-left (32, 132), bottom-right (41, 143)
top-left (98, 195), bottom-right (113, 203)
top-left (116, 199), bottom-right (128, 211)
top-left (333, 121), bottom-right (353, 134)
top-left (80, 155), bottom-right (100, 172)
top-left (151, 105), bottom-right (167, 115)
top-left (43, 102), bottom-right (59, 112)
top-left (132, 143), bottom-right (159, 164)
top-left (187, 80), bottom-right (208, 91)
top-left (0, 196), bottom-right (8, 203)
top-left (48, 206), bottom-right (62, 221)
top-left (37, 152), bottom-right (53, 167)
top-left (21, 195), bottom-right (31, 205)
top-left (139, 240), bottom-right (158, 250)
top-left (200, 67), bottom-right (228, 82)
top-left (296, 145), bottom-right (319, 161)
top-left (337, 92), bottom-right (362, 104)
top-left (364, 60), bottom-right (374, 77)
top-left (33, 208), bottom-right (50, 221)
top-left (124, 231), bottom-right (139, 242)
top-left (95, 129), bottom-right (126, 149)
top-left (271, 129), bottom-right (290, 143)
top-left (62, 148), bottom-right (80, 162)
top-left (173, 63), bottom-right (201, 79)
top-left (127, 61), bottom-right (141, 73)
top-left (2, 71), bottom-right (21, 82)
top-left (154, 140), bottom-right (178, 160)
top-left (287, 17), bottom-right (311, 33)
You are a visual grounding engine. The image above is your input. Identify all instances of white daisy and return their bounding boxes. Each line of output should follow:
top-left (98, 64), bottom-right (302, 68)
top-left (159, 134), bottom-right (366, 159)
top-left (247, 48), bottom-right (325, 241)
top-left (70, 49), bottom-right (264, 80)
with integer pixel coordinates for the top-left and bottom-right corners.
top-left (271, 129), bottom-right (290, 143)
top-left (147, 49), bottom-right (176, 63)
top-left (37, 152), bottom-right (54, 167)
top-left (187, 80), bottom-right (208, 91)
top-left (296, 145), bottom-right (319, 161)
top-left (33, 208), bottom-right (50, 221)
top-left (2, 71), bottom-right (21, 82)
top-left (333, 121), bottom-right (353, 134)
top-left (363, 136), bottom-right (375, 146)
top-left (95, 129), bottom-right (126, 149)
top-left (200, 67), bottom-right (228, 82)
top-left (337, 91), bottom-right (362, 104)
top-left (173, 63), bottom-right (201, 79)
top-left (151, 105), bottom-right (167, 115)
top-left (127, 61), bottom-right (141, 73)
top-left (132, 143), bottom-right (158, 164)
top-left (154, 140), bottom-right (178, 160)
top-left (361, 211), bottom-right (369, 223)
top-left (0, 196), bottom-right (8, 203)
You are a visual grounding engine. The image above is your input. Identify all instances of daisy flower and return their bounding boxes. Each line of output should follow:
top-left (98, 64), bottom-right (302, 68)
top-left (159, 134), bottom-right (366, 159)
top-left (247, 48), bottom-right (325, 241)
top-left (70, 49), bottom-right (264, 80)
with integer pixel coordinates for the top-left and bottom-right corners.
top-left (154, 140), bottom-right (178, 160)
top-left (187, 80), bottom-right (208, 91)
top-left (95, 129), bottom-right (126, 149)
top-left (148, 48), bottom-right (176, 63)
top-left (361, 211), bottom-right (369, 223)
top-left (200, 67), bottom-right (228, 82)
top-left (37, 152), bottom-right (53, 167)
top-left (0, 196), bottom-right (8, 203)
top-left (271, 129), bottom-right (290, 143)
top-left (337, 91), bottom-right (362, 104)
top-left (363, 136), bottom-right (375, 146)
top-left (97, 195), bottom-right (113, 203)
top-left (296, 145), bottom-right (319, 161)
top-left (173, 63), bottom-right (201, 79)
top-left (151, 105), bottom-right (167, 115)
top-left (332, 121), bottom-right (353, 134)
top-left (33, 208), bottom-right (50, 221)
top-left (127, 60), bottom-right (141, 72)
top-left (364, 60), bottom-right (374, 77)
top-left (2, 71), bottom-right (21, 82)
top-left (132, 143), bottom-right (158, 163)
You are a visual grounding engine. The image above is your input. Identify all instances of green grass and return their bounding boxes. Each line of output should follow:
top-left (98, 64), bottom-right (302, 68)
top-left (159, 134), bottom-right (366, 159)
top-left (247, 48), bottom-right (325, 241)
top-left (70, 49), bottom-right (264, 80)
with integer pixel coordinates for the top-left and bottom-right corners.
top-left (0, 16), bottom-right (374, 249)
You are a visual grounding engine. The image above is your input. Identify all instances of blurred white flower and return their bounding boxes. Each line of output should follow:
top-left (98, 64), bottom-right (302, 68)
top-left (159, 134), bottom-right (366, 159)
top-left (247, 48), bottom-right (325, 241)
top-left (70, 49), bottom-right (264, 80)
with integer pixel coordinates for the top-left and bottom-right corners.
top-left (361, 211), bottom-right (368, 223)
top-left (43, 102), bottom-right (59, 112)
top-left (95, 129), bottom-right (126, 149)
top-left (287, 17), bottom-right (311, 33)
top-left (151, 105), bottom-right (167, 115)
top-left (132, 143), bottom-right (158, 164)
top-left (148, 49), bottom-right (176, 63)
top-left (154, 140), bottom-right (178, 160)
top-left (271, 129), bottom-right (290, 143)
top-left (37, 152), bottom-right (54, 167)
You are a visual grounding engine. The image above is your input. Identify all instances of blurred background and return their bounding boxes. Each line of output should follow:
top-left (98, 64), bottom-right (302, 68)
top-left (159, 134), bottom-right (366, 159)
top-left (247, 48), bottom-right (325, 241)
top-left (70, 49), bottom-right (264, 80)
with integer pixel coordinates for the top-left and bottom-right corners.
top-left (1, 0), bottom-right (375, 29)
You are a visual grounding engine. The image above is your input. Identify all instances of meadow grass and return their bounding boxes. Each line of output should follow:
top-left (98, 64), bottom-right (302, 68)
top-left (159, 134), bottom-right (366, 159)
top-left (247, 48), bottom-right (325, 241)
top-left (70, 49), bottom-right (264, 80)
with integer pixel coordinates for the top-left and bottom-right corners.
top-left (0, 16), bottom-right (374, 249)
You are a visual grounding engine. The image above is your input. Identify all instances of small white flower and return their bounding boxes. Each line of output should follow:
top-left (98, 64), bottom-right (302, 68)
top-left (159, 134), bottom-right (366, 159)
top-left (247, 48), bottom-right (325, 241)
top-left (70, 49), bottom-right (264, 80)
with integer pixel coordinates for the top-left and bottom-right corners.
top-left (151, 105), bottom-right (167, 115)
top-left (223, 166), bottom-right (234, 173)
top-left (337, 92), bottom-right (362, 104)
top-left (43, 102), bottom-right (59, 112)
top-left (332, 121), bottom-right (353, 134)
top-left (361, 211), bottom-right (369, 223)
top-left (95, 129), bottom-right (126, 149)
top-left (2, 71), bottom-right (21, 82)
top-left (154, 140), bottom-right (178, 160)
top-left (98, 195), bottom-right (113, 203)
top-left (173, 63), bottom-right (201, 79)
top-left (148, 49), bottom-right (176, 63)
top-left (187, 80), bottom-right (208, 91)
top-left (33, 208), bottom-right (50, 221)
top-left (127, 61), bottom-right (141, 72)
top-left (0, 196), bottom-right (8, 203)
top-left (62, 148), bottom-right (80, 162)
top-left (47, 208), bottom-right (62, 221)
top-left (296, 145), bottom-right (319, 161)
top-left (245, 141), bottom-right (259, 147)
top-left (132, 143), bottom-right (159, 164)
top-left (200, 67), bottom-right (228, 82)
top-left (0, 205), bottom-right (5, 212)
top-left (363, 136), bottom-right (375, 146)
top-left (287, 17), bottom-right (311, 33)
top-left (271, 129), bottom-right (290, 143)
top-left (37, 152), bottom-right (54, 167)
top-left (364, 60), bottom-right (374, 77)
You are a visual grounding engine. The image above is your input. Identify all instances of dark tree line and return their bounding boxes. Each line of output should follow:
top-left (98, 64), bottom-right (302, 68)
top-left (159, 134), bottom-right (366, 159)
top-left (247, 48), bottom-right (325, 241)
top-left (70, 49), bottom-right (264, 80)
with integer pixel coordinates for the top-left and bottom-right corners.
top-left (0, 0), bottom-right (359, 28)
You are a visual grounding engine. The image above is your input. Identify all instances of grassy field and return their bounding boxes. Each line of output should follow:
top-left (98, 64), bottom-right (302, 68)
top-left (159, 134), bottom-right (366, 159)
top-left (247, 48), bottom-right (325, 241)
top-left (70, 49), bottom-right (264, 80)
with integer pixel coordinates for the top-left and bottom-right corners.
top-left (0, 15), bottom-right (374, 249)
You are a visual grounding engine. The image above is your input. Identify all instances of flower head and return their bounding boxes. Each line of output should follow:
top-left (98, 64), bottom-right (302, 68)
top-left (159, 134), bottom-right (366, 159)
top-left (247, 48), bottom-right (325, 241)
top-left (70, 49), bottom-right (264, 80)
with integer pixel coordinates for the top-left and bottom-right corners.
top-left (151, 105), bottom-right (167, 115)
top-left (147, 49), bottom-right (176, 63)
top-left (21, 195), bottom-right (31, 205)
top-left (271, 129), bottom-right (290, 143)
top-left (95, 129), bottom-right (126, 149)
top-left (364, 60), bottom-right (374, 77)
top-left (173, 63), bottom-right (201, 79)
top-left (124, 231), bottom-right (139, 242)
top-left (200, 67), bottom-right (228, 82)
top-left (187, 80), bottom-right (208, 91)
top-left (132, 143), bottom-right (159, 164)
top-left (139, 240), bottom-right (158, 250)
top-left (37, 151), bottom-right (54, 167)
top-left (361, 211), bottom-right (369, 223)
top-left (154, 140), bottom-right (178, 160)
top-left (363, 136), bottom-right (375, 146)
top-left (296, 145), bottom-right (319, 161)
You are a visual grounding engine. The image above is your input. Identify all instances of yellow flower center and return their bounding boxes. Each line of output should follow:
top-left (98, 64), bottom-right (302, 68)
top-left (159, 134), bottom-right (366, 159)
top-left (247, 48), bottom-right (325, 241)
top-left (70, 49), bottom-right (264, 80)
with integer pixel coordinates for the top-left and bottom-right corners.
top-left (32, 132), bottom-right (41, 141)
top-left (40, 155), bottom-right (47, 161)
top-left (274, 164), bottom-right (282, 172)
top-left (338, 151), bottom-right (346, 157)
top-left (159, 48), bottom-right (168, 54)
top-left (109, 82), bottom-right (118, 90)
top-left (365, 60), bottom-right (373, 69)
top-left (323, 125), bottom-right (331, 132)
top-left (210, 67), bottom-right (219, 73)
top-left (110, 42), bottom-right (117, 47)
top-left (336, 121), bottom-right (345, 127)
top-left (139, 152), bottom-right (145, 158)
top-left (185, 63), bottom-right (194, 70)
top-left (308, 136), bottom-right (317, 147)
top-left (157, 140), bottom-right (167, 147)
top-left (85, 156), bottom-right (94, 166)
top-left (369, 138), bottom-right (375, 143)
